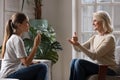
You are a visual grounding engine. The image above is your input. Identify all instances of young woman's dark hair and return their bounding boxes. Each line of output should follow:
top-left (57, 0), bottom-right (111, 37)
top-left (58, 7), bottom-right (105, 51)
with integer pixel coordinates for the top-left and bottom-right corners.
top-left (1, 13), bottom-right (27, 58)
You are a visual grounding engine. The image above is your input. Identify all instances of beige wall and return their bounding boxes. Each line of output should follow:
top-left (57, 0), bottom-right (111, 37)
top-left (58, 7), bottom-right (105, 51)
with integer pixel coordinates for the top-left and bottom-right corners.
top-left (0, 0), bottom-right (4, 45)
top-left (42, 0), bottom-right (72, 80)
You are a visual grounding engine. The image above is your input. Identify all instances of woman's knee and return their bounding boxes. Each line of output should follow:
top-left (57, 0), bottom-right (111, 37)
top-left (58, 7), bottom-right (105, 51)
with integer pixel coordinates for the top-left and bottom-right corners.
top-left (30, 63), bottom-right (48, 73)
top-left (37, 63), bottom-right (48, 71)
top-left (71, 59), bottom-right (77, 65)
top-left (74, 59), bottom-right (87, 67)
top-left (70, 59), bottom-right (77, 68)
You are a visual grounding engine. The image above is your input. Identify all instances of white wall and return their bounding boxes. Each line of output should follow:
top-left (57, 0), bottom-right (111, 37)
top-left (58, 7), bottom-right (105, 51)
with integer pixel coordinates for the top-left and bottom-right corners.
top-left (56, 0), bottom-right (72, 80)
top-left (42, 0), bottom-right (72, 80)
top-left (42, 0), bottom-right (73, 80)
top-left (42, 0), bottom-right (63, 80)
top-left (0, 0), bottom-right (4, 45)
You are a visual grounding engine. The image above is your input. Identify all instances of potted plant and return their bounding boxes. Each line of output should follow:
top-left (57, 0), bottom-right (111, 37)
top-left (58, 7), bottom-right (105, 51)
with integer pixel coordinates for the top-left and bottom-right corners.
top-left (21, 0), bottom-right (63, 64)
top-left (23, 19), bottom-right (62, 64)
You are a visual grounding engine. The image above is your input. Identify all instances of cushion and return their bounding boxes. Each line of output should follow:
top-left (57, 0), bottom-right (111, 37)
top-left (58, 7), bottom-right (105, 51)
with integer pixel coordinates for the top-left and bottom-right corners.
top-left (88, 46), bottom-right (120, 80)
top-left (115, 46), bottom-right (120, 75)
top-left (115, 46), bottom-right (120, 65)
top-left (88, 75), bottom-right (120, 80)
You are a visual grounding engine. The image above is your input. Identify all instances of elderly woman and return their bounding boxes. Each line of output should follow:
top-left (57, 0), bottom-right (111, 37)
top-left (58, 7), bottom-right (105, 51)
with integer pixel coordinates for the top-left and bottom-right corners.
top-left (68, 11), bottom-right (119, 80)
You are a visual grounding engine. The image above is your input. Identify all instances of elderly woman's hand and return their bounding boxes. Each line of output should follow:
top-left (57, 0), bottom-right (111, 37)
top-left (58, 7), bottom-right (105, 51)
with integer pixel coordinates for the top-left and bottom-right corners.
top-left (68, 32), bottom-right (80, 46)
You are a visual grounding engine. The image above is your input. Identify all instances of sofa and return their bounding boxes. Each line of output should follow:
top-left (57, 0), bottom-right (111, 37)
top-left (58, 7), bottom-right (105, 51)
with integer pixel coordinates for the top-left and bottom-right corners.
top-left (88, 46), bottom-right (120, 80)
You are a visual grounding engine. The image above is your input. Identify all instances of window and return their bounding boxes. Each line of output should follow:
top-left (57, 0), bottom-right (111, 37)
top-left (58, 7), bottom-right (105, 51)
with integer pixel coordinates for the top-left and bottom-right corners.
top-left (73, 0), bottom-right (120, 61)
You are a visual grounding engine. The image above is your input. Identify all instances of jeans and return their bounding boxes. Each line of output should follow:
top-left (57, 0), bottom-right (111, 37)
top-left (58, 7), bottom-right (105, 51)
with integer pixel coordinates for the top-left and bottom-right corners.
top-left (69, 59), bottom-right (116, 80)
top-left (7, 63), bottom-right (47, 80)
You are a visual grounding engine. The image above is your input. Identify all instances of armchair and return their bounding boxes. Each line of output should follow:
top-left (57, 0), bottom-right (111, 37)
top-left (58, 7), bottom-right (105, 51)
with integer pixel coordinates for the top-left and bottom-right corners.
top-left (88, 46), bottom-right (120, 80)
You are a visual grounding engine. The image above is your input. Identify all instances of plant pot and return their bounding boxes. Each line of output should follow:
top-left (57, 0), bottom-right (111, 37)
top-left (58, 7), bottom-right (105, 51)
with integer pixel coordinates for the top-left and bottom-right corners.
top-left (29, 19), bottom-right (48, 29)
top-left (33, 59), bottom-right (52, 80)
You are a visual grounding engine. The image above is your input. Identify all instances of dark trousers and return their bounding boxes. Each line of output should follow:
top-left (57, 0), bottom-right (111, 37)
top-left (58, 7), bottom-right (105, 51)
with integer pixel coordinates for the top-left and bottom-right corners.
top-left (69, 59), bottom-right (116, 80)
top-left (7, 63), bottom-right (47, 80)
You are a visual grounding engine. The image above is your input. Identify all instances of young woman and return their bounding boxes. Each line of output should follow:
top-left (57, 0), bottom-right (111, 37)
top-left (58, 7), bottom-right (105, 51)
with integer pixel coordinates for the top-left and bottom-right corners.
top-left (0, 13), bottom-right (47, 80)
top-left (68, 11), bottom-right (119, 80)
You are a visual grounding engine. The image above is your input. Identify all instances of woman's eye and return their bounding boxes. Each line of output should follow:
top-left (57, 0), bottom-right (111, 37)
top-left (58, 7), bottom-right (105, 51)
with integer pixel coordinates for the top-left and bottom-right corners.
top-left (26, 21), bottom-right (28, 23)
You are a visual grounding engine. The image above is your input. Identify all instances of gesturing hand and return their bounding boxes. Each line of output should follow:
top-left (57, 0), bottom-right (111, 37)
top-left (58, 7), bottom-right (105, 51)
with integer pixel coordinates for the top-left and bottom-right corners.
top-left (73, 32), bottom-right (78, 42)
top-left (33, 33), bottom-right (41, 48)
top-left (68, 32), bottom-right (80, 46)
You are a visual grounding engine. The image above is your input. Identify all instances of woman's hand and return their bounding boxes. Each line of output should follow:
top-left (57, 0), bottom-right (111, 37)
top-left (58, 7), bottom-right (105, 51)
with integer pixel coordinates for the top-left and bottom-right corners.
top-left (68, 32), bottom-right (80, 46)
top-left (33, 33), bottom-right (41, 48)
top-left (30, 61), bottom-right (40, 65)
top-left (72, 32), bottom-right (78, 42)
top-left (21, 33), bottom-right (41, 66)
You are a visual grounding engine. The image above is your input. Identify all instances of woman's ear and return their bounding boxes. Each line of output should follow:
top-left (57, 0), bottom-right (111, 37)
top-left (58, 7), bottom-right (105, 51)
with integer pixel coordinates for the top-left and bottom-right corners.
top-left (17, 23), bottom-right (21, 27)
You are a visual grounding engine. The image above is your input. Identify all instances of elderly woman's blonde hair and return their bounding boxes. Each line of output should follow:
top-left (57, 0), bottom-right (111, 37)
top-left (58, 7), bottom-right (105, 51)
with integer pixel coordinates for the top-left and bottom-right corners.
top-left (93, 11), bottom-right (113, 33)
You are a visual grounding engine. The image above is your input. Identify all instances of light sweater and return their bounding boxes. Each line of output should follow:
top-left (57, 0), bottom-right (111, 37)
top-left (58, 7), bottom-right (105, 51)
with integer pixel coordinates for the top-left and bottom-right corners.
top-left (74, 34), bottom-right (119, 72)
